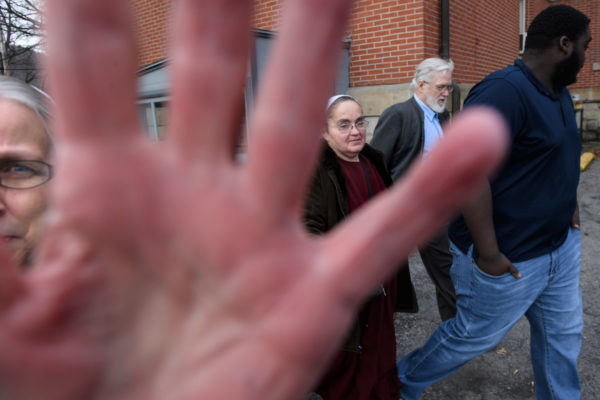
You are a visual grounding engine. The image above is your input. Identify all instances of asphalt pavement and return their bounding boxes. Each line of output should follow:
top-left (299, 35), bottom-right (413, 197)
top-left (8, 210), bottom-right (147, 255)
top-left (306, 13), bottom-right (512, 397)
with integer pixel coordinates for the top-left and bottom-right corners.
top-left (394, 141), bottom-right (600, 399)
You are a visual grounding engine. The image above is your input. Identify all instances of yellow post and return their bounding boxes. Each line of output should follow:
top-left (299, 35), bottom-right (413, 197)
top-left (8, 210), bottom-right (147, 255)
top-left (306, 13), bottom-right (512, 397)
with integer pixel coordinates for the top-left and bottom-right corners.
top-left (580, 152), bottom-right (595, 171)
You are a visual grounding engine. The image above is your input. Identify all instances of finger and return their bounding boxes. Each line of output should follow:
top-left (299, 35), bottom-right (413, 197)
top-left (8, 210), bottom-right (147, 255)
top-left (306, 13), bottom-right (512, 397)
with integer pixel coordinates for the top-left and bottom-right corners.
top-left (0, 246), bottom-right (24, 309)
top-left (508, 264), bottom-right (522, 279)
top-left (45, 0), bottom-right (140, 141)
top-left (168, 0), bottom-right (253, 161)
top-left (321, 107), bottom-right (509, 305)
top-left (245, 0), bottom-right (353, 215)
top-left (571, 205), bottom-right (580, 228)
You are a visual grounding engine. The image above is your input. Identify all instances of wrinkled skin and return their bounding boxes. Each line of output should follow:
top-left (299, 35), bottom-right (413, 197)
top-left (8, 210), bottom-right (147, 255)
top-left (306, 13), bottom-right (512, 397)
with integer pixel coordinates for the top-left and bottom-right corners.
top-left (0, 100), bottom-right (51, 266)
top-left (0, 0), bottom-right (508, 399)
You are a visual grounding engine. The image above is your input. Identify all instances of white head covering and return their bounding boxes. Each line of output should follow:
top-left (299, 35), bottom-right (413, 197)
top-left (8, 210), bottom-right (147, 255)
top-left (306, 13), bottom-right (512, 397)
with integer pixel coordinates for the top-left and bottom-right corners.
top-left (327, 94), bottom-right (359, 110)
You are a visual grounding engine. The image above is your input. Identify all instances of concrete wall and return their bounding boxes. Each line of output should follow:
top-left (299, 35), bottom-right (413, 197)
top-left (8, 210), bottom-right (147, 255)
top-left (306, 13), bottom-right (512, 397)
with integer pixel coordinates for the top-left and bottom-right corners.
top-left (348, 82), bottom-right (474, 142)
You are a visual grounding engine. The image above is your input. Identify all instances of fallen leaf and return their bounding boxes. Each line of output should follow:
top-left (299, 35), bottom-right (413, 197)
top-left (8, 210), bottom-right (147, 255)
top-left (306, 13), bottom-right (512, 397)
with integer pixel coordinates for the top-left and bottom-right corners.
top-left (496, 347), bottom-right (507, 355)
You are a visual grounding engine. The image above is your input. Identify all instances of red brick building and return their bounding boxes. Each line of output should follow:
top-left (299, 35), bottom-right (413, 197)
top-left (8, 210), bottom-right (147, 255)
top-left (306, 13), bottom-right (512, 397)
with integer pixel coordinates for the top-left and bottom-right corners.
top-left (133, 0), bottom-right (600, 137)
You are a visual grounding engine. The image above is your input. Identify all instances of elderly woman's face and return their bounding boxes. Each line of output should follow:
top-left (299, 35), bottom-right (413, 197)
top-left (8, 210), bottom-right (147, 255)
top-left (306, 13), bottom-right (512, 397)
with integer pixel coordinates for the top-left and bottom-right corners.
top-left (324, 100), bottom-right (366, 162)
top-left (0, 99), bottom-right (51, 266)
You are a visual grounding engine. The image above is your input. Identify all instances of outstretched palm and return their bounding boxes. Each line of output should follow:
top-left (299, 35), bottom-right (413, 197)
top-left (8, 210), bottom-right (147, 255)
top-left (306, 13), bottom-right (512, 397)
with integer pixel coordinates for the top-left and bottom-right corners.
top-left (0, 0), bottom-right (507, 399)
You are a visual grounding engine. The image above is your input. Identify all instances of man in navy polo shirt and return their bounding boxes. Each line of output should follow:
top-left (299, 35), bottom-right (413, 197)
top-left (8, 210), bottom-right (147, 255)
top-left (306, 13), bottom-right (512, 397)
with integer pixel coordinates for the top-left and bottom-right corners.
top-left (396, 5), bottom-right (591, 399)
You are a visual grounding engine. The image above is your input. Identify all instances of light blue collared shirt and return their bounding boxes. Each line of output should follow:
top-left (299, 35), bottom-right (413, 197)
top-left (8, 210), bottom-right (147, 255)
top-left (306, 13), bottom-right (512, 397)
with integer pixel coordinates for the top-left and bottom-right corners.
top-left (414, 95), bottom-right (443, 158)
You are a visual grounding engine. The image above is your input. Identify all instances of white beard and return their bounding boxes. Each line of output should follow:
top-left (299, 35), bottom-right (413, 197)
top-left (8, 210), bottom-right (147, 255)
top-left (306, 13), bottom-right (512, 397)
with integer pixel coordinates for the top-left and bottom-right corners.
top-left (425, 95), bottom-right (447, 114)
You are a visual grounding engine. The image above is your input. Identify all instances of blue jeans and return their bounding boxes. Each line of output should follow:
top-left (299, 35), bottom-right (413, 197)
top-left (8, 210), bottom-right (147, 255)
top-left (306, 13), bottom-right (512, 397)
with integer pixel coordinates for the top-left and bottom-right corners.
top-left (397, 228), bottom-right (582, 400)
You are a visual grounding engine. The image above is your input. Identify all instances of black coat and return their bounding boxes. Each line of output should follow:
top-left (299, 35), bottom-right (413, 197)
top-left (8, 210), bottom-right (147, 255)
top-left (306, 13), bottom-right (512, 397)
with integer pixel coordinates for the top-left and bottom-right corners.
top-left (303, 143), bottom-right (418, 315)
top-left (371, 97), bottom-right (450, 181)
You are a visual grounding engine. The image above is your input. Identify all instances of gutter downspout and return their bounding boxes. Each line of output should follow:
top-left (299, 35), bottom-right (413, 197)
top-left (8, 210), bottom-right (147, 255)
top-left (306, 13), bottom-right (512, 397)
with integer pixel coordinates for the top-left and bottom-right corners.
top-left (440, 0), bottom-right (461, 114)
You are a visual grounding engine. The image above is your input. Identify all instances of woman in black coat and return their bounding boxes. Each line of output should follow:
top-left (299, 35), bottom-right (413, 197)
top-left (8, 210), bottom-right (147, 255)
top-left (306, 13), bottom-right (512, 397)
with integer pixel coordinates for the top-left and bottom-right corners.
top-left (304, 95), bottom-right (417, 400)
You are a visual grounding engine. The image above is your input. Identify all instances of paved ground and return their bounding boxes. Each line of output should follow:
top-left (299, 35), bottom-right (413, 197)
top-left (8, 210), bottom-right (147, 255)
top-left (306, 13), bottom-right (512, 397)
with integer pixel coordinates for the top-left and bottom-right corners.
top-left (394, 141), bottom-right (600, 399)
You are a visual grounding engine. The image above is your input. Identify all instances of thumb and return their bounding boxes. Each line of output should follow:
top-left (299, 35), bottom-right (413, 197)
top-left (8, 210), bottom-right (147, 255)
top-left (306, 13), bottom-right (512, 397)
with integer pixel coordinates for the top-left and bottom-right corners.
top-left (508, 263), bottom-right (522, 279)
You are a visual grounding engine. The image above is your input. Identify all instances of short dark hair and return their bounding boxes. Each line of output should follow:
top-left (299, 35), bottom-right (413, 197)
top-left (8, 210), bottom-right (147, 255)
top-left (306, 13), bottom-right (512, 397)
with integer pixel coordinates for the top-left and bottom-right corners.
top-left (525, 5), bottom-right (590, 51)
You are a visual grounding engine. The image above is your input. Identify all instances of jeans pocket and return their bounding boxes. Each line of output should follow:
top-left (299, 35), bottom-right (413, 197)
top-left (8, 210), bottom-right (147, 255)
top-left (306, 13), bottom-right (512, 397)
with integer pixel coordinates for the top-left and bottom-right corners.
top-left (472, 260), bottom-right (510, 279)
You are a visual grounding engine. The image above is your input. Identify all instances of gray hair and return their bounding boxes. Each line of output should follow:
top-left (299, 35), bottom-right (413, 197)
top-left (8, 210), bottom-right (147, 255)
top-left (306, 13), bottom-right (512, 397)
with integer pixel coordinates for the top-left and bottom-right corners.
top-left (0, 75), bottom-right (52, 138)
top-left (409, 58), bottom-right (454, 92)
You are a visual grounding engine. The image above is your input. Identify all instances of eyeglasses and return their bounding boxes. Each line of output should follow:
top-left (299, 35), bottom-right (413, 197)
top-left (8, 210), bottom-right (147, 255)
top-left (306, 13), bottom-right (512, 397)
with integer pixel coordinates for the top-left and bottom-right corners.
top-left (335, 119), bottom-right (369, 134)
top-left (0, 160), bottom-right (53, 189)
top-left (424, 82), bottom-right (454, 94)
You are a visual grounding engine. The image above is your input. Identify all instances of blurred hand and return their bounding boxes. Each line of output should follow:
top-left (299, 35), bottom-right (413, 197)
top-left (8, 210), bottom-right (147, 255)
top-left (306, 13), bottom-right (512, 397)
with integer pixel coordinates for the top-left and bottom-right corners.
top-left (0, 0), bottom-right (508, 399)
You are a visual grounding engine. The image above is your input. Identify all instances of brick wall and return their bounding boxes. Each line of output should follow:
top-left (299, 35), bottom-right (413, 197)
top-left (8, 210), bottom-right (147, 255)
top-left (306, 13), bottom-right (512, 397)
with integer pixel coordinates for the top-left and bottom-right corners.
top-left (348, 0), bottom-right (439, 86)
top-left (449, 1), bottom-right (519, 85)
top-left (347, 0), bottom-right (599, 89)
top-left (132, 0), bottom-right (171, 68)
top-left (131, 0), bottom-right (281, 68)
top-left (253, 0), bottom-right (281, 30)
top-left (133, 0), bottom-right (599, 93)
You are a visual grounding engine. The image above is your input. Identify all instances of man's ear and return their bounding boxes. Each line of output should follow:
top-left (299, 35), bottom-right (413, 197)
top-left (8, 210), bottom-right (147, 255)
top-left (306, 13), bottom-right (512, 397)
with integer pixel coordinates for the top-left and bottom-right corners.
top-left (558, 35), bottom-right (572, 56)
top-left (415, 80), bottom-right (426, 97)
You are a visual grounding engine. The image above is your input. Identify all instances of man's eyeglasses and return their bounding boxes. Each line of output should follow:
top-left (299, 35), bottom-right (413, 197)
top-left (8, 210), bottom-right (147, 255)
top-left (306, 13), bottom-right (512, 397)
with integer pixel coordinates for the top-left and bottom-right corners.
top-left (0, 160), bottom-right (53, 189)
top-left (336, 119), bottom-right (369, 134)
top-left (424, 82), bottom-right (454, 94)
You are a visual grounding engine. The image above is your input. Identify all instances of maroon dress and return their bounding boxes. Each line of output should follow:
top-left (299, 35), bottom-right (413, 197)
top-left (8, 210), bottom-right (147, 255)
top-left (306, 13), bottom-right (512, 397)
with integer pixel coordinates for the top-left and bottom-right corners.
top-left (314, 156), bottom-right (401, 400)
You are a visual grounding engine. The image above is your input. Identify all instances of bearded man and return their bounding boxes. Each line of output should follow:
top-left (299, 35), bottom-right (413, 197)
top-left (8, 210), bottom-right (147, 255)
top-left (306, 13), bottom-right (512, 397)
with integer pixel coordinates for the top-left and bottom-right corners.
top-left (371, 57), bottom-right (457, 321)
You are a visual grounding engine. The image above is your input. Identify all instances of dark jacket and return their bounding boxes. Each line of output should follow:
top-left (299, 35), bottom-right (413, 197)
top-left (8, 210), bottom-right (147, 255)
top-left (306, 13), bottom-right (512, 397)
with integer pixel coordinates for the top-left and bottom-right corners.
top-left (303, 143), bottom-right (418, 351)
top-left (371, 96), bottom-right (450, 181)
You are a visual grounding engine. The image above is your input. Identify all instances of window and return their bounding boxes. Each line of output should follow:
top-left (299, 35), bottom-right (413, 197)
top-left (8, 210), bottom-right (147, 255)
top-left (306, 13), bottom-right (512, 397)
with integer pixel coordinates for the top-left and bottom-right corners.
top-left (138, 97), bottom-right (169, 140)
top-left (137, 59), bottom-right (170, 140)
top-left (519, 0), bottom-right (527, 54)
top-left (136, 30), bottom-right (350, 147)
